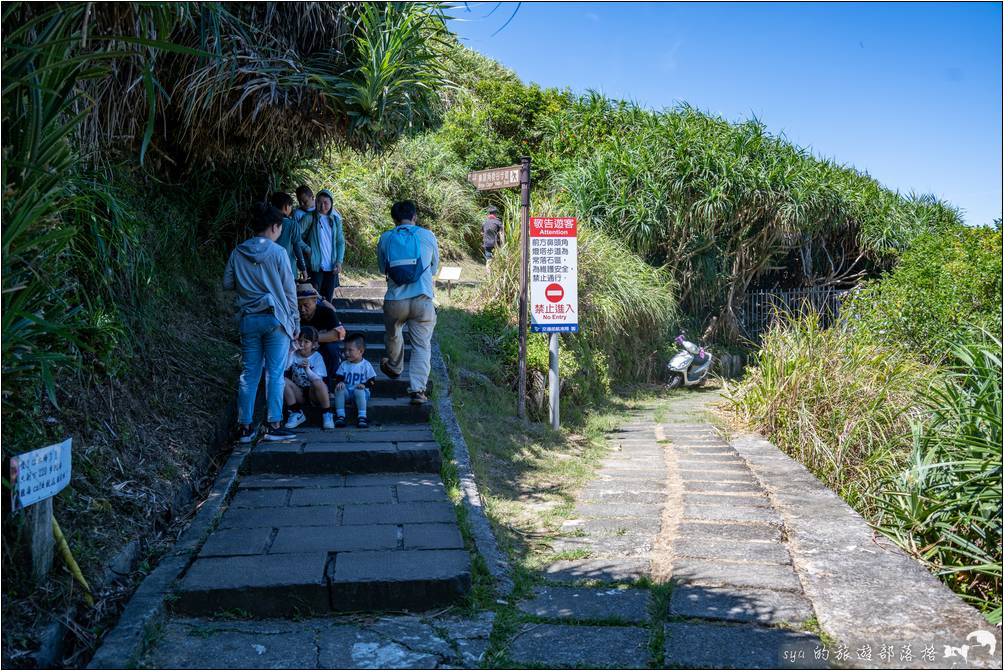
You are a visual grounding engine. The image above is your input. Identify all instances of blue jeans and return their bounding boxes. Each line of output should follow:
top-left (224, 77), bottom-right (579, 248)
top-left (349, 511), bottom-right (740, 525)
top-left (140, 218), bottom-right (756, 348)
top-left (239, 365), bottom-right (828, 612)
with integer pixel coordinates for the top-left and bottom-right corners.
top-left (238, 313), bottom-right (290, 425)
top-left (335, 387), bottom-right (370, 417)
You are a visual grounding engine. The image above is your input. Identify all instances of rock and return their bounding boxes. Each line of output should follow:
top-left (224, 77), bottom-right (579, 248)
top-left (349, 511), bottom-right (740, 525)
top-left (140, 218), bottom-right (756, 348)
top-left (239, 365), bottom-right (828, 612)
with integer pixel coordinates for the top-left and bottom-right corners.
top-left (518, 585), bottom-right (651, 623)
top-left (507, 623), bottom-right (650, 668)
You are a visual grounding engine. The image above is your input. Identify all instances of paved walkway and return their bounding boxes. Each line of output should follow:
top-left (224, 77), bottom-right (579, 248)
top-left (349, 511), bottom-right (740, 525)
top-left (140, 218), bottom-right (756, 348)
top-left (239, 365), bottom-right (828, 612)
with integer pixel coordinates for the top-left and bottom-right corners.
top-left (133, 375), bottom-right (1000, 669)
top-left (504, 390), bottom-right (1000, 670)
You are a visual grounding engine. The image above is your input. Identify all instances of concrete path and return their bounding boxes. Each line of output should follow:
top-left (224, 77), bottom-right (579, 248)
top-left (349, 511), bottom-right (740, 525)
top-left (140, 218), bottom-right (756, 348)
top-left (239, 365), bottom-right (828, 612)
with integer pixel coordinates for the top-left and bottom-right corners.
top-left (505, 389), bottom-right (1001, 670)
top-left (133, 353), bottom-right (1001, 668)
top-left (144, 612), bottom-right (495, 669)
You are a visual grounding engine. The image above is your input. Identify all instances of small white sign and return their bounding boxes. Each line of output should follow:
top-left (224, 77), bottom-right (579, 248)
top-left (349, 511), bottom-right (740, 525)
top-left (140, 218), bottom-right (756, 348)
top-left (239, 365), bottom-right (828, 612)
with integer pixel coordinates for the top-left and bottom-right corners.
top-left (438, 266), bottom-right (463, 281)
top-left (10, 438), bottom-right (72, 511)
top-left (530, 217), bottom-right (579, 333)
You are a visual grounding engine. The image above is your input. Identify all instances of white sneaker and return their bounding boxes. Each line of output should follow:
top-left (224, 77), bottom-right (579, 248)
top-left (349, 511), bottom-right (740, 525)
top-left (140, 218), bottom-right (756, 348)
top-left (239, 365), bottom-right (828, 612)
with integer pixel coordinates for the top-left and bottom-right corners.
top-left (285, 411), bottom-right (306, 429)
top-left (322, 412), bottom-right (335, 430)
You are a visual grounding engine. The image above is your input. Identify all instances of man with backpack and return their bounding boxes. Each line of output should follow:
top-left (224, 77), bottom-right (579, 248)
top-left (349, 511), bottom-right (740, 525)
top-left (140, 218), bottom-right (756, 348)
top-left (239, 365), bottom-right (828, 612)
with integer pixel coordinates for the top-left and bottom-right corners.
top-left (377, 201), bottom-right (440, 405)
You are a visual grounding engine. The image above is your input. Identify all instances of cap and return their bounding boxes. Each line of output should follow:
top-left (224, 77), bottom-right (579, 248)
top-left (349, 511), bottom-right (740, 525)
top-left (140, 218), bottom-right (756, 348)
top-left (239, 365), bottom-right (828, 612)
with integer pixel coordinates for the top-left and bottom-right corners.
top-left (296, 284), bottom-right (319, 301)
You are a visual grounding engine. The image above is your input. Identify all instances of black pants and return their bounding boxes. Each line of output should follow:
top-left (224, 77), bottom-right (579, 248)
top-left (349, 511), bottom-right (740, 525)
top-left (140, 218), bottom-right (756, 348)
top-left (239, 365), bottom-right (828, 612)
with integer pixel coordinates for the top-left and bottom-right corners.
top-left (309, 269), bottom-right (339, 303)
top-left (317, 341), bottom-right (342, 391)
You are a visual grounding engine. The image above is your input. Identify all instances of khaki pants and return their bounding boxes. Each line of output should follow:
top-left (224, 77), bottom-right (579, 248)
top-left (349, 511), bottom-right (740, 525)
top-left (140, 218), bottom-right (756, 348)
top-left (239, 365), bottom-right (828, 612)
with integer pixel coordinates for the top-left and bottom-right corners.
top-left (383, 296), bottom-right (436, 394)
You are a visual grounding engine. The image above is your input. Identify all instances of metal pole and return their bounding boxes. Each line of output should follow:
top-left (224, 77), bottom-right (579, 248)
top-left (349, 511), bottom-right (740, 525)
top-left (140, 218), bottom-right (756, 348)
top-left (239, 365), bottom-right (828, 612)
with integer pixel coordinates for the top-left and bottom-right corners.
top-left (517, 156), bottom-right (531, 420)
top-left (549, 332), bottom-right (559, 429)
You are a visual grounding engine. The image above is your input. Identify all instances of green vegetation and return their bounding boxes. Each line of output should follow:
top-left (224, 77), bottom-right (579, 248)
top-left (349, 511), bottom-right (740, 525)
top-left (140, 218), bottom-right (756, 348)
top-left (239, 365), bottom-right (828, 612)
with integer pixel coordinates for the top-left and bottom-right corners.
top-left (727, 313), bottom-right (934, 511)
top-left (436, 72), bottom-right (961, 342)
top-left (845, 227), bottom-right (1003, 361)
top-left (2, 1), bottom-right (454, 659)
top-left (728, 235), bottom-right (1003, 620)
top-left (4, 1), bottom-right (999, 656)
top-left (873, 339), bottom-right (1002, 621)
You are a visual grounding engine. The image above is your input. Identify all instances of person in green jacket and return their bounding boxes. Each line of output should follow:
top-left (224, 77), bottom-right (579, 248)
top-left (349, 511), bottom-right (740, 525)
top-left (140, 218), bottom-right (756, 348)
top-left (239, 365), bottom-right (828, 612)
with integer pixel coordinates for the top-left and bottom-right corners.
top-left (299, 187), bottom-right (345, 302)
top-left (269, 191), bottom-right (308, 281)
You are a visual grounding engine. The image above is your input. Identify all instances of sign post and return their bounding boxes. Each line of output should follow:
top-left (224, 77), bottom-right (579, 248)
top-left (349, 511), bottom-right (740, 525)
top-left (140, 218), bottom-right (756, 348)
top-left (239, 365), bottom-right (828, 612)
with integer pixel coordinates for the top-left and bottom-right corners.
top-left (529, 217), bottom-right (579, 429)
top-left (10, 438), bottom-right (72, 581)
top-left (467, 158), bottom-right (533, 420)
top-left (517, 157), bottom-right (531, 420)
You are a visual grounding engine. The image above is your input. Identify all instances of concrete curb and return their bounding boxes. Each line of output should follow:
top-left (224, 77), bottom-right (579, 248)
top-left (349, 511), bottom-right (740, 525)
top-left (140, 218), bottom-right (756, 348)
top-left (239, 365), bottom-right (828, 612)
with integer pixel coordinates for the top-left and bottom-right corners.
top-left (730, 432), bottom-right (1002, 670)
top-left (431, 338), bottom-right (515, 597)
top-left (86, 442), bottom-right (251, 669)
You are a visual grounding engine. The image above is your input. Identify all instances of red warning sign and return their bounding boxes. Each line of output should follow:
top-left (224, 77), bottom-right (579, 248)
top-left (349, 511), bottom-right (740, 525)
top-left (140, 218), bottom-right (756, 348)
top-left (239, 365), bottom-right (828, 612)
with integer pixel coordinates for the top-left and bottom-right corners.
top-left (530, 217), bottom-right (578, 333)
top-left (545, 283), bottom-right (564, 303)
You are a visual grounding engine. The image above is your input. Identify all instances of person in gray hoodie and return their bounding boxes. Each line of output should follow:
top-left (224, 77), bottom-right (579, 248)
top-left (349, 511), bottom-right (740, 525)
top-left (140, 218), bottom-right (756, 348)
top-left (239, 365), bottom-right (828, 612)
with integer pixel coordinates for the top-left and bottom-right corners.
top-left (223, 203), bottom-right (300, 443)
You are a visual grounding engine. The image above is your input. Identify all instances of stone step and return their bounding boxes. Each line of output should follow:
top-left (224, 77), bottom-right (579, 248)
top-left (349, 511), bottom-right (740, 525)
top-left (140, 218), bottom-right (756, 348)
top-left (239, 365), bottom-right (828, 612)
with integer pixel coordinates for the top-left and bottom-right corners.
top-left (345, 323), bottom-right (411, 345)
top-left (359, 342), bottom-right (411, 364)
top-left (369, 373), bottom-right (433, 397)
top-left (334, 308), bottom-right (385, 325)
top-left (334, 296), bottom-right (383, 311)
top-left (300, 395), bottom-right (430, 426)
top-left (173, 473), bottom-right (470, 616)
top-left (246, 434), bottom-right (440, 475)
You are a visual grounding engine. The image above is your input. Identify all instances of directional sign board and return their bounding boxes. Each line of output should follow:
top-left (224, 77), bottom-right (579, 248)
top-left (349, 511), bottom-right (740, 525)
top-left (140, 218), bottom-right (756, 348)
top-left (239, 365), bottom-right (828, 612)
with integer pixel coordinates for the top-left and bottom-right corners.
top-left (530, 217), bottom-right (578, 333)
top-left (467, 165), bottom-right (521, 191)
top-left (10, 438), bottom-right (72, 511)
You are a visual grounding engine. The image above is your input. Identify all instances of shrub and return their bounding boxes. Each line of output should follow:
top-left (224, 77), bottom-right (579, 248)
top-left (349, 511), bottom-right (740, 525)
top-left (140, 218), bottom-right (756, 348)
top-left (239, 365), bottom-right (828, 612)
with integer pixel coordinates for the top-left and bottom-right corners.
top-left (846, 227), bottom-right (1003, 362)
top-left (726, 311), bottom-right (934, 510)
top-left (439, 76), bottom-right (571, 175)
top-left (295, 135), bottom-right (481, 265)
top-left (553, 101), bottom-right (960, 341)
top-left (468, 302), bottom-right (610, 419)
top-left (872, 337), bottom-right (1002, 621)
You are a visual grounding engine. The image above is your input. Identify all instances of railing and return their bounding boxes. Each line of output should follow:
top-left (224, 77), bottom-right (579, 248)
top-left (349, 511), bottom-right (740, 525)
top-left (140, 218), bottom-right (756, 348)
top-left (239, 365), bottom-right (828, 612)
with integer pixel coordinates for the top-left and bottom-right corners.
top-left (740, 287), bottom-right (850, 342)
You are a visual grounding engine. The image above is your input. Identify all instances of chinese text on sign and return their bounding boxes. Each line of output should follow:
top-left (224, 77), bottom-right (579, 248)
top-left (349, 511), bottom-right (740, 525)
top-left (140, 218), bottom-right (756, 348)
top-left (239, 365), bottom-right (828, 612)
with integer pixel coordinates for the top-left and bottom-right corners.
top-left (530, 217), bottom-right (578, 333)
top-left (10, 438), bottom-right (72, 511)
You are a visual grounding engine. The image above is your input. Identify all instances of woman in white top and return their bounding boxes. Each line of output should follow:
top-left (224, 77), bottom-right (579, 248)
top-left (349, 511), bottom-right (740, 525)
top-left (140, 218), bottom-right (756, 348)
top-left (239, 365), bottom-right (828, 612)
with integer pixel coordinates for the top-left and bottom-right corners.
top-left (300, 188), bottom-right (345, 302)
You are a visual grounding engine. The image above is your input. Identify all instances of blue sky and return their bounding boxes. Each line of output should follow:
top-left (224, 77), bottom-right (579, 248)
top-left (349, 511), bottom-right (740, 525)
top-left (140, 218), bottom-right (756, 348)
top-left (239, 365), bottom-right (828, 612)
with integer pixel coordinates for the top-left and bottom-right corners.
top-left (448, 2), bottom-right (1002, 226)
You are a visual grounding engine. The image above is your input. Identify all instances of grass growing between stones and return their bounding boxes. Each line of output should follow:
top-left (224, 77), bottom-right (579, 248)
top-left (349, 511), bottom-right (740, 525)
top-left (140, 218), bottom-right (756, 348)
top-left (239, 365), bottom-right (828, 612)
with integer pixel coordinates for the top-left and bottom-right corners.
top-left (433, 284), bottom-right (677, 667)
top-left (435, 287), bottom-right (668, 571)
top-left (429, 411), bottom-right (495, 613)
top-left (646, 582), bottom-right (672, 667)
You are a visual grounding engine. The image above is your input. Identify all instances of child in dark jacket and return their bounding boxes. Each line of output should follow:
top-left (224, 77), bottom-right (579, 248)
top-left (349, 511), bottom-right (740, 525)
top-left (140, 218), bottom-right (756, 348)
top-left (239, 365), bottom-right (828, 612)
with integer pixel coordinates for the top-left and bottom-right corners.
top-left (270, 191), bottom-right (308, 281)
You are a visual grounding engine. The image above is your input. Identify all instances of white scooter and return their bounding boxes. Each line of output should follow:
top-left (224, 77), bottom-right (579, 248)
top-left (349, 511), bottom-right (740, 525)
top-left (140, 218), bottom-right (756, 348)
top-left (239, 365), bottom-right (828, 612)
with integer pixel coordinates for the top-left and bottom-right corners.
top-left (666, 332), bottom-right (713, 389)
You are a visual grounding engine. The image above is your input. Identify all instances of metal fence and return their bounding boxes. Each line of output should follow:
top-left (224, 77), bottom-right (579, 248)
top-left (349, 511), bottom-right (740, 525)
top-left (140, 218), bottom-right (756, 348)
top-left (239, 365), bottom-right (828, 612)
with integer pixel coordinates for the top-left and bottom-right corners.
top-left (740, 287), bottom-right (850, 342)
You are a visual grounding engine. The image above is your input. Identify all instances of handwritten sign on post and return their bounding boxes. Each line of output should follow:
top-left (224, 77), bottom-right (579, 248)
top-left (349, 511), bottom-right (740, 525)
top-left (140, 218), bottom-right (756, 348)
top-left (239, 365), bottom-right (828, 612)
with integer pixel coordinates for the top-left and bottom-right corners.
top-left (10, 438), bottom-right (72, 511)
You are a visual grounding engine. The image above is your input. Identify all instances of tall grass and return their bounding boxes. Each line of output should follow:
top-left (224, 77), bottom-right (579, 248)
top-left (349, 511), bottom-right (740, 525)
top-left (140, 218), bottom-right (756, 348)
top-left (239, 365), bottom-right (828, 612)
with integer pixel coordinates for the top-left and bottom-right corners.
top-left (728, 314), bottom-right (1002, 621)
top-left (727, 310), bottom-right (933, 511)
top-left (873, 337), bottom-right (1002, 620)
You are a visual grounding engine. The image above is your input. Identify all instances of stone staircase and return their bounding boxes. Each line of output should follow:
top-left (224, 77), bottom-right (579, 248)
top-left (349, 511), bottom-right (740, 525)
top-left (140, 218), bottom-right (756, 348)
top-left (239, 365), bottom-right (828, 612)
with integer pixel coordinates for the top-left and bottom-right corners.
top-left (171, 292), bottom-right (470, 617)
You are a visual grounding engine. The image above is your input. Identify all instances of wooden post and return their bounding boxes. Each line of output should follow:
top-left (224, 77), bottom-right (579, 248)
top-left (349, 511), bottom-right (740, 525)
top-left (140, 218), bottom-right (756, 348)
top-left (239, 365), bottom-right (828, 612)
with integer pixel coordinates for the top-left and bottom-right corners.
top-left (517, 156), bottom-right (531, 420)
top-left (25, 498), bottom-right (54, 583)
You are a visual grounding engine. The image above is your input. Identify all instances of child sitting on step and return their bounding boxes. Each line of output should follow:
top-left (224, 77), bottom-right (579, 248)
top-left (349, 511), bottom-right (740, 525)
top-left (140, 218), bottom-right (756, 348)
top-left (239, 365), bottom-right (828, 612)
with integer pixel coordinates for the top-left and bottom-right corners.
top-left (333, 333), bottom-right (377, 429)
top-left (284, 326), bottom-right (335, 430)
